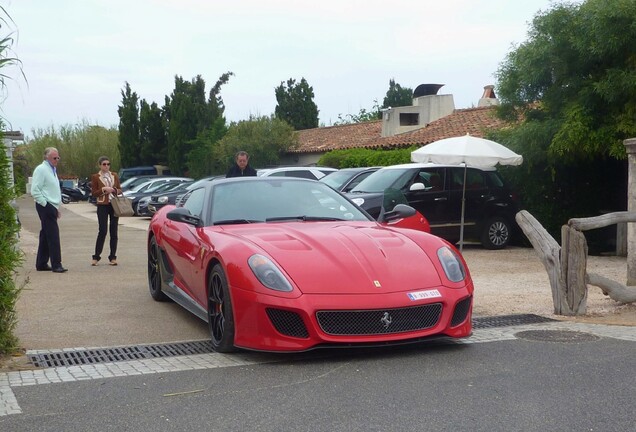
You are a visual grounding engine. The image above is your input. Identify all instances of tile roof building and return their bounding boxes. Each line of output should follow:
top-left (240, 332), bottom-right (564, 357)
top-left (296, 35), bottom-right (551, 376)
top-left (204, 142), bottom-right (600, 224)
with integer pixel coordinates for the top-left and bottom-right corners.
top-left (281, 85), bottom-right (509, 166)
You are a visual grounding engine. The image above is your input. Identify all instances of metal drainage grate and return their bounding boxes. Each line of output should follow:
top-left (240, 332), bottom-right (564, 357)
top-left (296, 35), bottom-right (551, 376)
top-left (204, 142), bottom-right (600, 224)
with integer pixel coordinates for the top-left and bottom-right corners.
top-left (472, 314), bottom-right (556, 329)
top-left (28, 340), bottom-right (215, 368)
top-left (27, 315), bottom-right (556, 368)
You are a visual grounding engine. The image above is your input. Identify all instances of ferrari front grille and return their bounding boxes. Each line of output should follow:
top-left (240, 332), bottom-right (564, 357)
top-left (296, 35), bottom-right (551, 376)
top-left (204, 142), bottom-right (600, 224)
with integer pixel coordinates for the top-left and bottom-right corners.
top-left (266, 308), bottom-right (309, 338)
top-left (316, 303), bottom-right (442, 336)
top-left (450, 296), bottom-right (472, 327)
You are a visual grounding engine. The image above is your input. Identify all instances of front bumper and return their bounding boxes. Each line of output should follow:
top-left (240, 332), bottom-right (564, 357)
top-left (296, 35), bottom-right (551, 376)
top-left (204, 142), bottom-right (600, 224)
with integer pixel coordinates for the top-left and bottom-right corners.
top-left (229, 283), bottom-right (473, 352)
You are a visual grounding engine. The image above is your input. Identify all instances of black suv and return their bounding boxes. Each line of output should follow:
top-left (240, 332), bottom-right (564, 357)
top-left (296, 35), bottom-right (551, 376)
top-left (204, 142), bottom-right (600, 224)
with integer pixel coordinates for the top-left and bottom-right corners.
top-left (346, 163), bottom-right (519, 249)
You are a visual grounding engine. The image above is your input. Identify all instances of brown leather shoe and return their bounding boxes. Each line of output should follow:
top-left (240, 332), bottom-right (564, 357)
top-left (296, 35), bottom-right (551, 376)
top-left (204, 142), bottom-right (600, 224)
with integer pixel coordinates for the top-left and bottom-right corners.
top-left (91, 260), bottom-right (98, 266)
top-left (109, 259), bottom-right (118, 266)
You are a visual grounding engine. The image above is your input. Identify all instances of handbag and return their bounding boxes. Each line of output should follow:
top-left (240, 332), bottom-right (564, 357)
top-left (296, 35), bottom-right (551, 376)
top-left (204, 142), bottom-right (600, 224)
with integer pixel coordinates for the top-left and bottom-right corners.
top-left (111, 194), bottom-right (135, 217)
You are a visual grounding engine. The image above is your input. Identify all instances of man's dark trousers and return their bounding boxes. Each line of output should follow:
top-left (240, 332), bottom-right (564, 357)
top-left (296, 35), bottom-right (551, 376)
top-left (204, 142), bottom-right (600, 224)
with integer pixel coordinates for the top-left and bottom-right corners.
top-left (35, 202), bottom-right (62, 269)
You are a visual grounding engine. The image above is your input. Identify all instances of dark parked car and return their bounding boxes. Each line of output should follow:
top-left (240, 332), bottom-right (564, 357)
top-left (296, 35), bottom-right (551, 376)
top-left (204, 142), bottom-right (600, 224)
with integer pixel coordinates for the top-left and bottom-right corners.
top-left (137, 181), bottom-right (194, 217)
top-left (147, 176), bottom-right (224, 215)
top-left (120, 175), bottom-right (161, 192)
top-left (319, 167), bottom-right (380, 193)
top-left (346, 163), bottom-right (519, 249)
top-left (124, 177), bottom-right (192, 215)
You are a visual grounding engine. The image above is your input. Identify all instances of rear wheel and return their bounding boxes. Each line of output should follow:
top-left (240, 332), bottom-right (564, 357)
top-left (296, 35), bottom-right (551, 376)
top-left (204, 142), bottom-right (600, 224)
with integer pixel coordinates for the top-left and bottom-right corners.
top-left (208, 264), bottom-right (236, 352)
top-left (481, 217), bottom-right (511, 250)
top-left (147, 236), bottom-right (168, 301)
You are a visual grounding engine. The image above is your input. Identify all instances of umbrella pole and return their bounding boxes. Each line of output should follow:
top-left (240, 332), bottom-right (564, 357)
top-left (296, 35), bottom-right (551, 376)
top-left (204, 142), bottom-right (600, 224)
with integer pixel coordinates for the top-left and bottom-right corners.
top-left (459, 165), bottom-right (467, 253)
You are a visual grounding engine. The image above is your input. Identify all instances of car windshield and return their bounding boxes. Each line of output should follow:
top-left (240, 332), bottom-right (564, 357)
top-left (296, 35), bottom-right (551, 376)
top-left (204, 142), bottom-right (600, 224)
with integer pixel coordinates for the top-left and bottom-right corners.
top-left (185, 176), bottom-right (222, 191)
top-left (210, 179), bottom-right (370, 225)
top-left (349, 168), bottom-right (414, 193)
top-left (152, 181), bottom-right (187, 193)
top-left (138, 181), bottom-right (170, 193)
top-left (319, 171), bottom-right (358, 189)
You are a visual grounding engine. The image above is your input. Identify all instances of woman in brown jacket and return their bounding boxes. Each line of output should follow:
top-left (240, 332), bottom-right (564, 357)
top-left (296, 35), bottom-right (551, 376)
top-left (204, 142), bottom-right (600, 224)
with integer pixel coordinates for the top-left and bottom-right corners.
top-left (90, 156), bottom-right (122, 266)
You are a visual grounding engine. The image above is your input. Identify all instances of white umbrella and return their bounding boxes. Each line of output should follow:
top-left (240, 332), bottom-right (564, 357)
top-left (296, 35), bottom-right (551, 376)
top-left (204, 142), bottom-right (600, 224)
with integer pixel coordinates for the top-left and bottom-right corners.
top-left (410, 134), bottom-right (523, 251)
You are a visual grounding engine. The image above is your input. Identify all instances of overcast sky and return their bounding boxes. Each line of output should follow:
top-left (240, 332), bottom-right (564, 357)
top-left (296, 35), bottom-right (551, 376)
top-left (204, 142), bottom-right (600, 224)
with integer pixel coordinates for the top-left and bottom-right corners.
top-left (2, 0), bottom-right (558, 139)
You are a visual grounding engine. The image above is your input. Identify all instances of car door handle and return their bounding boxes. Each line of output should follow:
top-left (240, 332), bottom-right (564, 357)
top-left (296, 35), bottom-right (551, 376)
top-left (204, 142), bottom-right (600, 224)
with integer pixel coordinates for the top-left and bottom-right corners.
top-left (434, 197), bottom-right (447, 201)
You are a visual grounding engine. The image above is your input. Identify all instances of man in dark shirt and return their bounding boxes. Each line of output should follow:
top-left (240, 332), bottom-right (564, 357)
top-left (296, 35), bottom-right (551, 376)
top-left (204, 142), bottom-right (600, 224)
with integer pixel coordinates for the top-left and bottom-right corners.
top-left (226, 151), bottom-right (257, 177)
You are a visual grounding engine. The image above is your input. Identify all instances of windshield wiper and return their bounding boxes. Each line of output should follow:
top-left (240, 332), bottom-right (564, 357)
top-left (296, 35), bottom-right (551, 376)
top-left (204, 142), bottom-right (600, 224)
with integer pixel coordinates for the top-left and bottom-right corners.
top-left (213, 219), bottom-right (261, 225)
top-left (266, 216), bottom-right (345, 222)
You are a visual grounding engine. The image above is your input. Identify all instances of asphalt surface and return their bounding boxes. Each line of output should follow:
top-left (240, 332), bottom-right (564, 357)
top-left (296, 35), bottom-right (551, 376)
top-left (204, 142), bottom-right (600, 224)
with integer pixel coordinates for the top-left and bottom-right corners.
top-left (3, 338), bottom-right (636, 431)
top-left (3, 196), bottom-right (636, 430)
top-left (14, 195), bottom-right (209, 350)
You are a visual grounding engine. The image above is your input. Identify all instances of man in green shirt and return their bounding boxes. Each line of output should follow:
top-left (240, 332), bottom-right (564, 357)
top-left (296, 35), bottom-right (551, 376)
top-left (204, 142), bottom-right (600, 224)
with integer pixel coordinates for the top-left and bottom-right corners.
top-left (31, 147), bottom-right (67, 273)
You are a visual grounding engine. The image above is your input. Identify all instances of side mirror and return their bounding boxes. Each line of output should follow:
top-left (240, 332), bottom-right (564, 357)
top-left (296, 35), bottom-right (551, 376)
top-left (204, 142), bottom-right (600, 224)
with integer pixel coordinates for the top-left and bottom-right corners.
top-left (166, 207), bottom-right (203, 227)
top-left (381, 204), bottom-right (416, 222)
top-left (410, 183), bottom-right (425, 191)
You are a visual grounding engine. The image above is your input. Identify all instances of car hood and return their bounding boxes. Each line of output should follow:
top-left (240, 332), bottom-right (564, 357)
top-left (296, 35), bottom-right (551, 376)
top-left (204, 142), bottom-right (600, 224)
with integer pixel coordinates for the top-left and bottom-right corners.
top-left (224, 223), bottom-right (442, 294)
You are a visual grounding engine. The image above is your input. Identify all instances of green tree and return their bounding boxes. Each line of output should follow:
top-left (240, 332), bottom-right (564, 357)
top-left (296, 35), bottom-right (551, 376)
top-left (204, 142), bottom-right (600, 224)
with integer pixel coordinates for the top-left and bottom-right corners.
top-left (494, 0), bottom-right (635, 240)
top-left (274, 77), bottom-right (319, 130)
top-left (334, 100), bottom-right (382, 125)
top-left (382, 79), bottom-right (412, 109)
top-left (117, 82), bottom-right (140, 167)
top-left (0, 6), bottom-right (25, 354)
top-left (215, 115), bottom-right (297, 170)
top-left (183, 72), bottom-right (233, 177)
top-left (166, 75), bottom-right (211, 175)
top-left (186, 117), bottom-right (228, 178)
top-left (496, 0), bottom-right (636, 161)
top-left (24, 121), bottom-right (119, 179)
top-left (139, 100), bottom-right (166, 166)
top-left (0, 125), bottom-right (22, 354)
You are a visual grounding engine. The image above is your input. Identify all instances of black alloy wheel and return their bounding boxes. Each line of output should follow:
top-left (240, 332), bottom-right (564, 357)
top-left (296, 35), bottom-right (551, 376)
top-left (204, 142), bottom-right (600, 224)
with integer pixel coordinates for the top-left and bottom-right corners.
top-left (147, 236), bottom-right (168, 301)
top-left (208, 264), bottom-right (236, 353)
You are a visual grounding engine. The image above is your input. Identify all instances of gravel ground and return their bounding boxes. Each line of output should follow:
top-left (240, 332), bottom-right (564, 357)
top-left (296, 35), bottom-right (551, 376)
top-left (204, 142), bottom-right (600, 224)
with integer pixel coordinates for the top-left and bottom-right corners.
top-left (462, 246), bottom-right (636, 326)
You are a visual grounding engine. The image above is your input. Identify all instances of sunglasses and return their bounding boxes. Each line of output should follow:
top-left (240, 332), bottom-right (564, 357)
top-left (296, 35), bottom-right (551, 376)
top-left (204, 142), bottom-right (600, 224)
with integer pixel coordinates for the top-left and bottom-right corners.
top-left (102, 162), bottom-right (110, 166)
top-left (53, 157), bottom-right (61, 160)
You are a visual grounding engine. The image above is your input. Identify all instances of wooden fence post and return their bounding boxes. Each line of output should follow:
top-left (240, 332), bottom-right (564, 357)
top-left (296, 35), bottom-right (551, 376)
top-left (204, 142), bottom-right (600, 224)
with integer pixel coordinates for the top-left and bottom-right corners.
top-left (561, 225), bottom-right (588, 315)
top-left (623, 138), bottom-right (636, 284)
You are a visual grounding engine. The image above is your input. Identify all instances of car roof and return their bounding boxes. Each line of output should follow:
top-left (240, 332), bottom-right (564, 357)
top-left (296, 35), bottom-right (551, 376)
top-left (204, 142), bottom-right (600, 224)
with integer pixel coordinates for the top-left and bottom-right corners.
top-left (129, 176), bottom-right (192, 191)
top-left (257, 166), bottom-right (337, 175)
top-left (380, 162), bottom-right (497, 171)
top-left (334, 166), bottom-right (380, 173)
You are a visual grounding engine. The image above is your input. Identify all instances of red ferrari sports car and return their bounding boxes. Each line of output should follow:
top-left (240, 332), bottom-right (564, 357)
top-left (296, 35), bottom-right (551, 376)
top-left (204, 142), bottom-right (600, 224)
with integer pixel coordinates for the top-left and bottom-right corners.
top-left (147, 177), bottom-right (473, 352)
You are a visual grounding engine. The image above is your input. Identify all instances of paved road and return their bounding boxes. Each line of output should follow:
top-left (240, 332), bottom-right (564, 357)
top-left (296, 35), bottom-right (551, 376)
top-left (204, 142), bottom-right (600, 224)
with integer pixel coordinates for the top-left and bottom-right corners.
top-left (13, 196), bottom-right (209, 350)
top-left (3, 197), bottom-right (635, 428)
top-left (2, 329), bottom-right (635, 430)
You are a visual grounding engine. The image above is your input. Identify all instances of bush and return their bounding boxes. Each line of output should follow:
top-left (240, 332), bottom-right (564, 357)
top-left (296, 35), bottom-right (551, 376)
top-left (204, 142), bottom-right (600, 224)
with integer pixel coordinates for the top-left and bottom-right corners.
top-left (318, 147), bottom-right (416, 168)
top-left (24, 122), bottom-right (120, 179)
top-left (0, 141), bottom-right (24, 354)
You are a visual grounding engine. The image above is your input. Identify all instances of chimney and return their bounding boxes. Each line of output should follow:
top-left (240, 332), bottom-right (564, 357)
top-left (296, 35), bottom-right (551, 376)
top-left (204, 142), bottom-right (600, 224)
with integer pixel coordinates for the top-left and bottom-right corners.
top-left (478, 85), bottom-right (499, 107)
top-left (381, 83), bottom-right (455, 137)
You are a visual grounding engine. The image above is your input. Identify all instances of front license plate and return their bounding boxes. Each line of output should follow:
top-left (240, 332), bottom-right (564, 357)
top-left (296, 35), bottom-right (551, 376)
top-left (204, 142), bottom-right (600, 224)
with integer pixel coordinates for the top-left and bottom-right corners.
top-left (407, 289), bottom-right (442, 301)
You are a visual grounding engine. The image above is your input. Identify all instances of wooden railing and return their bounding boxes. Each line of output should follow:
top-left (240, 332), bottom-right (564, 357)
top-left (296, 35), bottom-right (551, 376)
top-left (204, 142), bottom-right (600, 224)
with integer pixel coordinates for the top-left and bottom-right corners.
top-left (515, 210), bottom-right (636, 316)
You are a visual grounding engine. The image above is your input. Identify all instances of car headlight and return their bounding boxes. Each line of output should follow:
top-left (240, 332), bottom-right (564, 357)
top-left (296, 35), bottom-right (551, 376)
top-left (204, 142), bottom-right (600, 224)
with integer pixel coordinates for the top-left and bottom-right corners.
top-left (437, 246), bottom-right (466, 282)
top-left (351, 197), bottom-right (365, 206)
top-left (158, 196), bottom-right (169, 204)
top-left (248, 254), bottom-right (293, 292)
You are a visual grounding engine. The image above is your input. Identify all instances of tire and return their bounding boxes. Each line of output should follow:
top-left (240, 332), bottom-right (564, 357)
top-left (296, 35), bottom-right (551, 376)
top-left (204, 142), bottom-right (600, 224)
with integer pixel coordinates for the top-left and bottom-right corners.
top-left (481, 216), bottom-right (511, 250)
top-left (208, 264), bottom-right (236, 353)
top-left (147, 236), bottom-right (168, 301)
top-left (61, 194), bottom-right (70, 204)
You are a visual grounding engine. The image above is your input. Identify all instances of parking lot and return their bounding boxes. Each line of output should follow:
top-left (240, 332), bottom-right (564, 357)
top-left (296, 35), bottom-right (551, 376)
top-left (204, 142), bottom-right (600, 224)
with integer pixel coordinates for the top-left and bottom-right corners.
top-left (12, 196), bottom-right (635, 355)
top-left (2, 197), bottom-right (635, 426)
